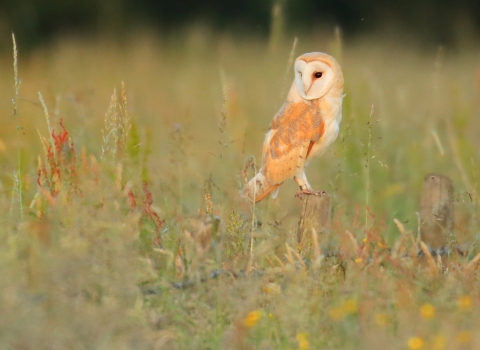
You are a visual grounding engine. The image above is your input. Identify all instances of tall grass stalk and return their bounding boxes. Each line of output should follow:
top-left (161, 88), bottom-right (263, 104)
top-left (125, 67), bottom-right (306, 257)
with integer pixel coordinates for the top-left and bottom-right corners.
top-left (268, 1), bottom-right (284, 53)
top-left (331, 26), bottom-right (343, 62)
top-left (446, 120), bottom-right (471, 191)
top-left (248, 159), bottom-right (257, 274)
top-left (241, 156), bottom-right (257, 274)
top-left (430, 129), bottom-right (445, 155)
top-left (365, 104), bottom-right (374, 227)
top-left (281, 37), bottom-right (298, 100)
top-left (12, 33), bottom-right (20, 114)
top-left (38, 92), bottom-right (56, 160)
top-left (12, 33), bottom-right (23, 220)
top-left (101, 88), bottom-right (119, 160)
top-left (119, 81), bottom-right (131, 155)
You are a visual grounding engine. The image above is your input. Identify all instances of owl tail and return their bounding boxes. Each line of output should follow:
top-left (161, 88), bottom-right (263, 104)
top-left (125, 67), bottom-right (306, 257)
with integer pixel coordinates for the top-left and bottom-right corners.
top-left (244, 171), bottom-right (280, 203)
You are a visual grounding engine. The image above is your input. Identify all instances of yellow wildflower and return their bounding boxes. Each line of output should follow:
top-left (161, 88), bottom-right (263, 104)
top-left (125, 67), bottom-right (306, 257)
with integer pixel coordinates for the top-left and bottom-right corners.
top-left (355, 258), bottom-right (363, 264)
top-left (243, 310), bottom-right (262, 328)
top-left (408, 336), bottom-right (424, 350)
top-left (375, 313), bottom-right (389, 326)
top-left (419, 303), bottom-right (435, 320)
top-left (296, 332), bottom-right (309, 350)
top-left (328, 307), bottom-right (345, 322)
top-left (343, 299), bottom-right (358, 314)
top-left (457, 295), bottom-right (472, 311)
top-left (261, 285), bottom-right (272, 294)
top-left (432, 335), bottom-right (446, 350)
top-left (456, 331), bottom-right (472, 344)
top-left (377, 241), bottom-right (387, 249)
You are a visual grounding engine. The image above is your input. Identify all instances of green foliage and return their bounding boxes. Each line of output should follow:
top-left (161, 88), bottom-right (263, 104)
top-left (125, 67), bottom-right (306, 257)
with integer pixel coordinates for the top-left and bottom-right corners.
top-left (224, 210), bottom-right (247, 259)
top-left (1, 28), bottom-right (480, 349)
top-left (127, 117), bottom-right (141, 162)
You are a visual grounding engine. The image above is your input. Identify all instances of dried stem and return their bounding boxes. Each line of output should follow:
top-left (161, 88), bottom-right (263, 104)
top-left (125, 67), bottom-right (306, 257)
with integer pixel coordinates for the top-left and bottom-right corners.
top-left (38, 92), bottom-right (56, 161)
top-left (12, 33), bottom-right (23, 219)
top-left (12, 33), bottom-right (20, 115)
top-left (365, 104), bottom-right (374, 227)
top-left (281, 37), bottom-right (298, 99)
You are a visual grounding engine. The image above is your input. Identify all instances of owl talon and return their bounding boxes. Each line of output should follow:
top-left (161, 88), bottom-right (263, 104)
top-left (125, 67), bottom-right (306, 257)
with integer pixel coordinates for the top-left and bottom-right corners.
top-left (295, 189), bottom-right (326, 198)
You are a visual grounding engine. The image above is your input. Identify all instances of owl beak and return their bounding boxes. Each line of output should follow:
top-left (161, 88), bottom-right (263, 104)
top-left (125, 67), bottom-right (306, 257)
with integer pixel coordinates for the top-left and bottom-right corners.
top-left (301, 84), bottom-right (308, 99)
top-left (303, 80), bottom-right (315, 98)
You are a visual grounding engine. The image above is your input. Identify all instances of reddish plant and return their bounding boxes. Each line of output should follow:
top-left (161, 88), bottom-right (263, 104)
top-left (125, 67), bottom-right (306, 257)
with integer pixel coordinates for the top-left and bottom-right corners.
top-left (142, 182), bottom-right (163, 245)
top-left (37, 119), bottom-right (78, 196)
top-left (127, 189), bottom-right (137, 210)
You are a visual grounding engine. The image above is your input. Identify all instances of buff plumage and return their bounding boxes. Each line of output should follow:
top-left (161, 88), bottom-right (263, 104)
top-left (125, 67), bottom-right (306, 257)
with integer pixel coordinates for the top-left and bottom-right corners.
top-left (245, 52), bottom-right (344, 203)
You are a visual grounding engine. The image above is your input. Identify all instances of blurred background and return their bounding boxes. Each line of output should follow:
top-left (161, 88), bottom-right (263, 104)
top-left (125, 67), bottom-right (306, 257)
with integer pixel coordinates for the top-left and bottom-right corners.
top-left (1, 0), bottom-right (479, 50)
top-left (0, 0), bottom-right (478, 242)
top-left (0, 3), bottom-right (480, 349)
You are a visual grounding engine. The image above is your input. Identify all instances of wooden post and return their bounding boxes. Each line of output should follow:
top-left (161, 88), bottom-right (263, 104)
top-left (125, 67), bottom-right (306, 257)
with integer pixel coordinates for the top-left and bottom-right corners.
top-left (297, 192), bottom-right (332, 251)
top-left (419, 174), bottom-right (454, 250)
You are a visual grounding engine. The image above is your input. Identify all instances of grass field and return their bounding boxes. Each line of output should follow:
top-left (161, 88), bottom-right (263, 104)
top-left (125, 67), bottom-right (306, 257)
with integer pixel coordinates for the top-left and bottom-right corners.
top-left (1, 27), bottom-right (480, 349)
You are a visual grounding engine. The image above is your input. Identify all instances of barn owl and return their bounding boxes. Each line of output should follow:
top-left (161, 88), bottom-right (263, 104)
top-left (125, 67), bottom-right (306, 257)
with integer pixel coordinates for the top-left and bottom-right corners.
top-left (245, 52), bottom-right (344, 203)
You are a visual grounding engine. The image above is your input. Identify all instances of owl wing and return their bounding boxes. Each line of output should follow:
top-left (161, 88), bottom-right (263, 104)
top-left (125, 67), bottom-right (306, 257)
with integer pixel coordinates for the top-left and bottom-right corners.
top-left (261, 101), bottom-right (325, 185)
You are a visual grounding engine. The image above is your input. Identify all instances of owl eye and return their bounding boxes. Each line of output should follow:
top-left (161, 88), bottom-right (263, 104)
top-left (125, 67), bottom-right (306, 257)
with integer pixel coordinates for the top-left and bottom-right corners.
top-left (314, 72), bottom-right (323, 78)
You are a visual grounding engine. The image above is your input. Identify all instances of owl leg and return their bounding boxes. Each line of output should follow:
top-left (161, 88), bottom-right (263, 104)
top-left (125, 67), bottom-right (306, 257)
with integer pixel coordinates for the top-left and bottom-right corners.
top-left (294, 171), bottom-right (312, 190)
top-left (294, 172), bottom-right (325, 198)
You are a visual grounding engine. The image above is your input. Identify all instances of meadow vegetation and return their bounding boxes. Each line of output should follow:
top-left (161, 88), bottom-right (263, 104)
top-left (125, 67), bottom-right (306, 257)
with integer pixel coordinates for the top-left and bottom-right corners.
top-left (0, 27), bottom-right (480, 349)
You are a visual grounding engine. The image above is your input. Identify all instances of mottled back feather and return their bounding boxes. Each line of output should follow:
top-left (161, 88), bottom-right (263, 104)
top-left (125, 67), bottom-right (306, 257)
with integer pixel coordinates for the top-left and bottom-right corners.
top-left (261, 101), bottom-right (325, 186)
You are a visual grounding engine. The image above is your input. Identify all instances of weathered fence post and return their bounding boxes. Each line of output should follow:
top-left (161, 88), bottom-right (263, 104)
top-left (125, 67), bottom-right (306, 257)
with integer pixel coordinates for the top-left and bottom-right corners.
top-left (297, 192), bottom-right (332, 251)
top-left (419, 173), bottom-right (454, 250)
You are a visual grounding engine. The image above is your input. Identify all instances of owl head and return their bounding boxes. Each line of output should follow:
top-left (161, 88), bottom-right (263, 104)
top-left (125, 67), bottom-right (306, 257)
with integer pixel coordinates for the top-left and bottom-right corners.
top-left (293, 52), bottom-right (344, 101)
